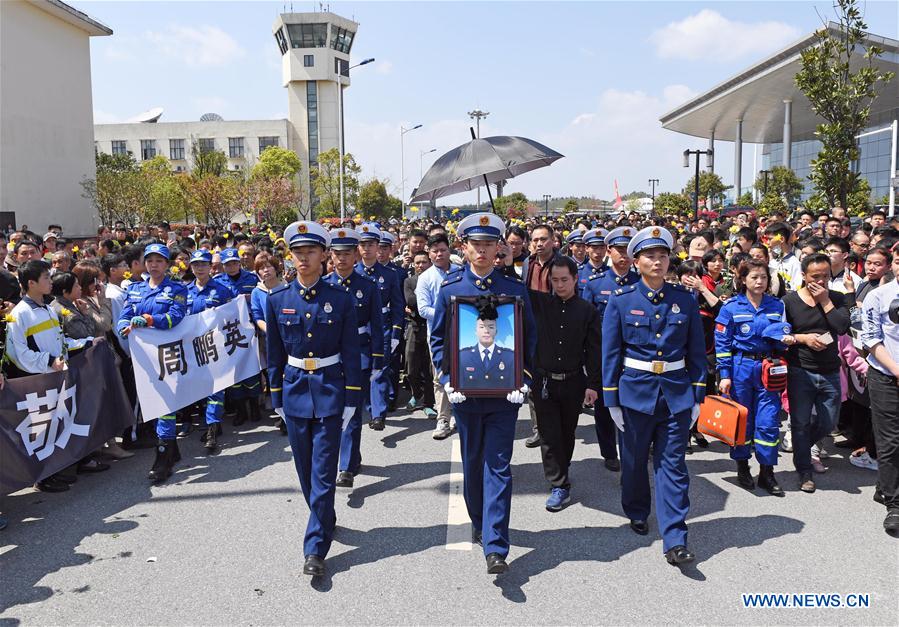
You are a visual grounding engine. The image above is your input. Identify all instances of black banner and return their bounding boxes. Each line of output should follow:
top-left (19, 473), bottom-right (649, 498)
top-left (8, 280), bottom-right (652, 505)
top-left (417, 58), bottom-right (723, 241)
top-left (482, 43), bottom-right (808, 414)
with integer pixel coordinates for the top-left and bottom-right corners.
top-left (0, 342), bottom-right (135, 493)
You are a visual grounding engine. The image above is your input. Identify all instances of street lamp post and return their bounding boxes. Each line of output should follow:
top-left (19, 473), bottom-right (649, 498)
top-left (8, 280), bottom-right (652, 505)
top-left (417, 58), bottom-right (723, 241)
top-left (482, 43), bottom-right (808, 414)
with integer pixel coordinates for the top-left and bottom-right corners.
top-left (759, 169), bottom-right (771, 198)
top-left (337, 57), bottom-right (375, 222)
top-left (419, 148), bottom-right (436, 181)
top-left (648, 178), bottom-right (659, 214)
top-left (543, 194), bottom-right (551, 217)
top-left (683, 149), bottom-right (713, 217)
top-left (400, 123), bottom-right (423, 220)
top-left (468, 108), bottom-right (489, 209)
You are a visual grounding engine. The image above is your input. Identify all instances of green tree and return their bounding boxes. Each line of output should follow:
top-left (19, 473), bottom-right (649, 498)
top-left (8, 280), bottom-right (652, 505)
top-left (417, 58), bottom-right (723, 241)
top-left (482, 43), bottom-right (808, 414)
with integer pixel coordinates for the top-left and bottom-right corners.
top-left (757, 192), bottom-right (788, 217)
top-left (754, 165), bottom-right (804, 207)
top-left (356, 178), bottom-right (402, 222)
top-left (846, 177), bottom-right (872, 215)
top-left (624, 197), bottom-right (643, 212)
top-left (81, 152), bottom-right (145, 227)
top-left (794, 0), bottom-right (894, 208)
top-left (736, 191), bottom-right (755, 207)
top-left (187, 174), bottom-right (237, 227)
top-left (563, 198), bottom-right (579, 213)
top-left (654, 191), bottom-right (691, 215)
top-left (493, 192), bottom-right (528, 220)
top-left (310, 148), bottom-right (361, 216)
top-left (252, 146), bottom-right (302, 180)
top-left (683, 172), bottom-right (731, 209)
top-left (192, 143), bottom-right (228, 178)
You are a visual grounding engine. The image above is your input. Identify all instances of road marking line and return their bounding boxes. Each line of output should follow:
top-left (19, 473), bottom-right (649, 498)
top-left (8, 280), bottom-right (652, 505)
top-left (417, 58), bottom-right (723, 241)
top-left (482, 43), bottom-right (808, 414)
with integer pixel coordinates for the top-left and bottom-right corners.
top-left (445, 437), bottom-right (471, 551)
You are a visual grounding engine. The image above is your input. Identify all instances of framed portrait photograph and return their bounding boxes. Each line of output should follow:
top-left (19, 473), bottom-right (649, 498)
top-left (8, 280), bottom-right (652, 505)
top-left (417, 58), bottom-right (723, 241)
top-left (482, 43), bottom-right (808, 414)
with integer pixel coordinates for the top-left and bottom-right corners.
top-left (449, 294), bottom-right (523, 397)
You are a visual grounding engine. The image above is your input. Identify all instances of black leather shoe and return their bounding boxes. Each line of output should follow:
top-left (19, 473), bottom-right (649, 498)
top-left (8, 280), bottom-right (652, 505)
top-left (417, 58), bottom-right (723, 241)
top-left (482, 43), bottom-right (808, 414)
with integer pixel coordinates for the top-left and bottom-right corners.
top-left (736, 460), bottom-right (755, 490)
top-left (35, 477), bottom-right (70, 492)
top-left (629, 519), bottom-right (649, 535)
top-left (369, 418), bottom-right (385, 431)
top-left (55, 470), bottom-right (78, 484)
top-left (525, 433), bottom-right (542, 448)
top-left (278, 418), bottom-right (288, 435)
top-left (472, 530), bottom-right (482, 547)
top-left (302, 555), bottom-right (325, 577)
top-left (335, 471), bottom-right (354, 488)
top-left (757, 465), bottom-right (784, 497)
top-left (884, 511), bottom-right (899, 533)
top-left (664, 545), bottom-right (695, 565)
top-left (486, 553), bottom-right (508, 574)
top-left (693, 432), bottom-right (709, 448)
top-left (77, 459), bottom-right (111, 473)
top-left (604, 458), bottom-right (621, 472)
top-left (873, 488), bottom-right (885, 505)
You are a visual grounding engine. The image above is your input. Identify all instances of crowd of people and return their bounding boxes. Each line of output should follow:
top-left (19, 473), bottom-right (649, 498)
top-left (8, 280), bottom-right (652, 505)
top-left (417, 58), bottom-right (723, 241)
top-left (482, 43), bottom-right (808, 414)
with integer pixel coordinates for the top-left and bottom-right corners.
top-left (0, 204), bottom-right (897, 577)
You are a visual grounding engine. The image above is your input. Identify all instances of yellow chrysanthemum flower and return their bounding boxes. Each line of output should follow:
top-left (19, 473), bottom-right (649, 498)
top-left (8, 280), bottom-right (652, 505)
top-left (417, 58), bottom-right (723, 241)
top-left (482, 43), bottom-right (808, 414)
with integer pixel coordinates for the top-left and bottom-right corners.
top-left (73, 246), bottom-right (80, 253)
top-left (123, 271), bottom-right (132, 280)
top-left (60, 308), bottom-right (72, 317)
top-left (3, 314), bottom-right (16, 323)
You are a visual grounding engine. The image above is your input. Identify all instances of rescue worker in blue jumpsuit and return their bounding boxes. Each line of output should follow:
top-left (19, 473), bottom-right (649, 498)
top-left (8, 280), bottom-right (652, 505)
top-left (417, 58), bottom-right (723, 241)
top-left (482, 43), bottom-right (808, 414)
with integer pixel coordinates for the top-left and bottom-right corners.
top-left (576, 228), bottom-right (608, 294)
top-left (324, 227), bottom-right (384, 489)
top-left (219, 247), bottom-right (262, 424)
top-left (265, 221), bottom-right (361, 578)
top-left (116, 243), bottom-right (188, 483)
top-left (601, 226), bottom-right (706, 566)
top-left (715, 259), bottom-right (790, 496)
top-left (356, 223), bottom-right (403, 431)
top-left (582, 226), bottom-right (640, 471)
top-left (185, 249), bottom-right (233, 452)
top-left (430, 212), bottom-right (537, 575)
top-left (379, 230), bottom-right (406, 410)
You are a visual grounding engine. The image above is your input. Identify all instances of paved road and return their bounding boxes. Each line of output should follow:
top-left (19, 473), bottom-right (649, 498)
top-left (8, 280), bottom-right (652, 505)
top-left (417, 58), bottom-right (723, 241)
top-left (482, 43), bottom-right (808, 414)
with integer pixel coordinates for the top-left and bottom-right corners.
top-left (1, 404), bottom-right (897, 625)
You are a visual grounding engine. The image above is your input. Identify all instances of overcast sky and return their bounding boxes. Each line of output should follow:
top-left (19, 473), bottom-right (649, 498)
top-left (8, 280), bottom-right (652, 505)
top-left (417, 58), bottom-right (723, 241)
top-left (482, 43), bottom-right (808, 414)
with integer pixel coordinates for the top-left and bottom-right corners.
top-left (80, 1), bottom-right (897, 204)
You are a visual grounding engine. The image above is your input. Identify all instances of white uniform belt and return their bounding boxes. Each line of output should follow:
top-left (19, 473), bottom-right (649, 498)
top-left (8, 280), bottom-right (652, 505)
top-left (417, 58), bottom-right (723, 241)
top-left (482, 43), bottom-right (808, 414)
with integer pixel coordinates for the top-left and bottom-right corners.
top-left (623, 357), bottom-right (686, 374)
top-left (358, 323), bottom-right (371, 335)
top-left (287, 354), bottom-right (340, 370)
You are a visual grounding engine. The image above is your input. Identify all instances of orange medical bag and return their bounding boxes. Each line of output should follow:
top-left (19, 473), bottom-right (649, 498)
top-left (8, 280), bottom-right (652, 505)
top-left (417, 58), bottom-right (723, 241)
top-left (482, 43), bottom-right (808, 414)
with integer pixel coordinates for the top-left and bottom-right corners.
top-left (697, 395), bottom-right (749, 447)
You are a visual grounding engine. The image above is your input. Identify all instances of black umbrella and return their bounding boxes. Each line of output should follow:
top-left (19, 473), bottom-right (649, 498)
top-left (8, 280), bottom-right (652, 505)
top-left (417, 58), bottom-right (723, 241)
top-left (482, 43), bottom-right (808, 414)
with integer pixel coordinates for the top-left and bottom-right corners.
top-left (409, 130), bottom-right (563, 210)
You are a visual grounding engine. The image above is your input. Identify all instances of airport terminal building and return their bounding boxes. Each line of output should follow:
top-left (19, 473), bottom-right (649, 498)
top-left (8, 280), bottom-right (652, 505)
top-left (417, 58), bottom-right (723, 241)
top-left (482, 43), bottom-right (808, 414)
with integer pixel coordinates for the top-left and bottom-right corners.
top-left (660, 23), bottom-right (898, 209)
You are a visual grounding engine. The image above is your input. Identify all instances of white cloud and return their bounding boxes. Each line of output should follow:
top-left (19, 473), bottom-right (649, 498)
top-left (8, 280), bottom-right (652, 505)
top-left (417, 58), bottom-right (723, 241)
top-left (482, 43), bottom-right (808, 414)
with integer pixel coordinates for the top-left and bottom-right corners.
top-left (650, 10), bottom-right (800, 62)
top-left (146, 24), bottom-right (246, 68)
top-left (375, 60), bottom-right (393, 75)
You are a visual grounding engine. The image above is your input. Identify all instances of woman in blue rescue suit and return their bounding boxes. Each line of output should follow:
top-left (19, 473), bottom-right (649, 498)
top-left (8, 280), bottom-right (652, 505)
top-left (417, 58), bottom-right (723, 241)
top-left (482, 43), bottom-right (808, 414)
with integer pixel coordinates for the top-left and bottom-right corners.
top-left (715, 258), bottom-right (794, 496)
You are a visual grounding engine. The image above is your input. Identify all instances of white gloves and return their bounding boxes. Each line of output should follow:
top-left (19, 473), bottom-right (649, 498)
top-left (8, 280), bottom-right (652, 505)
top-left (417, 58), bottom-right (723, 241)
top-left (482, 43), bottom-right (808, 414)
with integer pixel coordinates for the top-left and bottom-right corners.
top-left (691, 403), bottom-right (701, 428)
top-left (444, 383), bottom-right (466, 404)
top-left (390, 338), bottom-right (400, 353)
top-left (274, 407), bottom-right (285, 420)
top-left (342, 406), bottom-right (356, 430)
top-left (608, 407), bottom-right (625, 432)
top-left (370, 369), bottom-right (382, 383)
top-left (506, 384), bottom-right (529, 405)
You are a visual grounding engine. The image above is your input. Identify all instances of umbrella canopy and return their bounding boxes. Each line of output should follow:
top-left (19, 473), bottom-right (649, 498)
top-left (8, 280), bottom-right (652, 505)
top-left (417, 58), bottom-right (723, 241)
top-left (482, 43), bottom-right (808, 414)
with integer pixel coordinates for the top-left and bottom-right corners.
top-left (409, 135), bottom-right (563, 204)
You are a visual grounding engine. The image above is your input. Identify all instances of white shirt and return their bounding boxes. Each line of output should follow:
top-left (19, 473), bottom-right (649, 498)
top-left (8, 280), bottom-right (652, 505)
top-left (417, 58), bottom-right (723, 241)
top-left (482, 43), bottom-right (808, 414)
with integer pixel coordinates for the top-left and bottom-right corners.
top-left (828, 267), bottom-right (862, 294)
top-left (415, 263), bottom-right (462, 336)
top-left (106, 282), bottom-right (129, 352)
top-left (479, 343), bottom-right (496, 362)
top-left (861, 278), bottom-right (899, 376)
top-left (770, 252), bottom-right (803, 291)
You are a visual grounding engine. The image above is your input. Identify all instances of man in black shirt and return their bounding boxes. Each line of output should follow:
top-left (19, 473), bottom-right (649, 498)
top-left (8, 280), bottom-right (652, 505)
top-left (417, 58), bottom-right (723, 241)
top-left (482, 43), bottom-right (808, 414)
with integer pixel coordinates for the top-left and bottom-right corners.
top-left (781, 253), bottom-right (851, 493)
top-left (529, 256), bottom-right (601, 511)
top-left (404, 251), bottom-right (435, 414)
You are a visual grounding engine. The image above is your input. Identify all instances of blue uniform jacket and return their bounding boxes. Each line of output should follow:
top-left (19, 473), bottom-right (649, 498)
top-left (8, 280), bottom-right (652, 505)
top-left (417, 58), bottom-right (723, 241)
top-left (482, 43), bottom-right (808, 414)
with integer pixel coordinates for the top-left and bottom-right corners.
top-left (601, 281), bottom-right (707, 415)
top-left (264, 279), bottom-right (362, 418)
top-left (324, 271), bottom-right (385, 372)
top-left (582, 267), bottom-right (640, 322)
top-left (714, 293), bottom-right (787, 380)
top-left (458, 344), bottom-right (516, 389)
top-left (430, 266), bottom-right (537, 412)
top-left (186, 278), bottom-right (233, 314)
top-left (577, 262), bottom-right (606, 294)
top-left (219, 269), bottom-right (259, 306)
top-left (116, 276), bottom-right (188, 334)
top-left (355, 261), bottom-right (404, 349)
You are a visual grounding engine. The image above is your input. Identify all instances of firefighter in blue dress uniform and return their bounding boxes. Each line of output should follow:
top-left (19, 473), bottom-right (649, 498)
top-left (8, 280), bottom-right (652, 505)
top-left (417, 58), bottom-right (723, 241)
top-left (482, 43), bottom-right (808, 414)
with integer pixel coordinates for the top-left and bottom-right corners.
top-left (185, 249), bottom-right (233, 451)
top-left (355, 223), bottom-right (404, 431)
top-left (265, 221), bottom-right (361, 577)
top-left (379, 230), bottom-right (406, 409)
top-left (576, 228), bottom-right (608, 294)
top-left (116, 243), bottom-right (188, 482)
top-left (565, 230), bottom-right (587, 268)
top-left (601, 226), bottom-right (706, 566)
top-left (324, 227), bottom-right (385, 489)
top-left (582, 226), bottom-right (640, 471)
top-left (219, 247), bottom-right (262, 424)
top-left (430, 212), bottom-right (537, 575)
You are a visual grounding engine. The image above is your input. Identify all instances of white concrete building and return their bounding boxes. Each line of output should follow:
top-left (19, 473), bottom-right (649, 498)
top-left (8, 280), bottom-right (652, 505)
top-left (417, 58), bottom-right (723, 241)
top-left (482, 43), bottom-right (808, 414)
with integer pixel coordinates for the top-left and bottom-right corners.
top-left (93, 118), bottom-right (291, 174)
top-left (1, 0), bottom-right (111, 236)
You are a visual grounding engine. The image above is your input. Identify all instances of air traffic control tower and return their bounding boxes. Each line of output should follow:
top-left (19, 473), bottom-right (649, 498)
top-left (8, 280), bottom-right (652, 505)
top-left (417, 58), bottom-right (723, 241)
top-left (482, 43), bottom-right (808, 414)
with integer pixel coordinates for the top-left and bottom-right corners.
top-left (273, 11), bottom-right (358, 210)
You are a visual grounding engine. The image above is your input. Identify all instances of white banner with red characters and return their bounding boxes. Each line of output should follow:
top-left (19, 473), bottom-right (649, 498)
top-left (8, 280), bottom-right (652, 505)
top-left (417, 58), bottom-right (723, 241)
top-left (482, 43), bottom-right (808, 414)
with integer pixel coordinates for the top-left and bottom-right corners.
top-left (129, 298), bottom-right (261, 419)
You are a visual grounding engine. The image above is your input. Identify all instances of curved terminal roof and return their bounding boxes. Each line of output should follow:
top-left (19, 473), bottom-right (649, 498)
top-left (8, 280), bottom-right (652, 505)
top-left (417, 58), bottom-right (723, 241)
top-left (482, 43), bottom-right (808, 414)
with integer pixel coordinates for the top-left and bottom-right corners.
top-left (659, 23), bottom-right (899, 144)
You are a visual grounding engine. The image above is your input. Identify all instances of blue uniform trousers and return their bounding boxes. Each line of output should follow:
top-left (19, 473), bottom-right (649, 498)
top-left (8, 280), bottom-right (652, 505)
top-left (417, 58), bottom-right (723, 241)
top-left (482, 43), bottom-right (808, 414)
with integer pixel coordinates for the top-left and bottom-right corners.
top-left (620, 395), bottom-right (691, 552)
top-left (339, 371), bottom-right (371, 474)
top-left (205, 390), bottom-right (225, 425)
top-left (593, 401), bottom-right (619, 460)
top-left (230, 374), bottom-right (262, 400)
top-left (157, 414), bottom-right (177, 440)
top-left (284, 414), bottom-right (342, 559)
top-left (371, 366), bottom-right (390, 419)
top-left (454, 407), bottom-right (516, 558)
top-left (729, 355), bottom-right (780, 466)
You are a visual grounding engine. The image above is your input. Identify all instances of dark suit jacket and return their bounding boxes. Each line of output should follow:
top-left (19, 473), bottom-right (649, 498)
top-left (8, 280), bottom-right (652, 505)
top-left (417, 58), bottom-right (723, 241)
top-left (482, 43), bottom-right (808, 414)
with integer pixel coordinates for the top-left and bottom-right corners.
top-left (458, 344), bottom-right (515, 389)
top-left (403, 273), bottom-right (427, 343)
